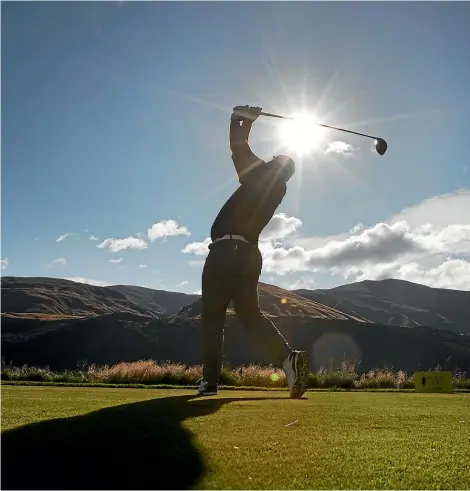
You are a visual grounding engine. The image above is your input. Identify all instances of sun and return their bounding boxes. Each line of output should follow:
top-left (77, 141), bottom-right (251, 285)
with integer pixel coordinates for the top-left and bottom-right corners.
top-left (278, 112), bottom-right (326, 155)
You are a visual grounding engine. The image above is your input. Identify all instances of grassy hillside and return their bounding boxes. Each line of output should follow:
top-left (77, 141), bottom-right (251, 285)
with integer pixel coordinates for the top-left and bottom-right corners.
top-left (3, 276), bottom-right (470, 374)
top-left (1, 276), bottom-right (157, 317)
top-left (108, 284), bottom-right (200, 316)
top-left (3, 311), bottom-right (470, 373)
top-left (5, 276), bottom-right (469, 331)
top-left (294, 278), bottom-right (470, 333)
top-left (178, 282), bottom-right (366, 321)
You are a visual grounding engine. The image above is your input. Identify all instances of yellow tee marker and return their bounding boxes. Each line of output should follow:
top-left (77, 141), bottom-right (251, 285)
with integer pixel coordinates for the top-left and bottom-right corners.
top-left (414, 371), bottom-right (452, 393)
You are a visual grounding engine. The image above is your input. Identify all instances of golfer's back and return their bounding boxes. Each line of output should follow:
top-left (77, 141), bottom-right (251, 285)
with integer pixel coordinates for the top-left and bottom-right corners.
top-left (210, 163), bottom-right (286, 246)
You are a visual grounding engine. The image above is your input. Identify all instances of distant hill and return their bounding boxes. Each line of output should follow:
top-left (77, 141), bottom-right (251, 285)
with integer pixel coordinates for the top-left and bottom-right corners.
top-left (108, 285), bottom-right (200, 316)
top-left (1, 276), bottom-right (361, 320)
top-left (1, 276), bottom-right (157, 317)
top-left (2, 276), bottom-right (470, 374)
top-left (2, 309), bottom-right (469, 374)
top-left (294, 279), bottom-right (470, 334)
top-left (5, 276), bottom-right (467, 333)
top-left (0, 277), bottom-right (198, 318)
top-left (177, 282), bottom-right (366, 322)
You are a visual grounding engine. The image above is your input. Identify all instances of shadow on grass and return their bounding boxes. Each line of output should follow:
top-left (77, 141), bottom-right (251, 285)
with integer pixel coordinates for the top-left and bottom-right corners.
top-left (1, 394), bottom-right (287, 490)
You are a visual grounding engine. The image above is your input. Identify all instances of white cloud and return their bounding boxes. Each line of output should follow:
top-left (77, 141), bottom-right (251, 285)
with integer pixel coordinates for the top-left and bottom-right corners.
top-left (349, 223), bottom-right (364, 234)
top-left (263, 190), bottom-right (470, 290)
top-left (294, 232), bottom-right (349, 251)
top-left (351, 259), bottom-right (470, 291)
top-left (48, 257), bottom-right (67, 267)
top-left (183, 223), bottom-right (427, 276)
top-left (181, 214), bottom-right (301, 258)
top-left (393, 259), bottom-right (470, 290)
top-left (288, 276), bottom-right (316, 290)
top-left (56, 233), bottom-right (71, 243)
top-left (97, 236), bottom-right (148, 252)
top-left (89, 235), bottom-right (99, 241)
top-left (412, 223), bottom-right (470, 256)
top-left (34, 237), bottom-right (39, 241)
top-left (259, 241), bottom-right (308, 275)
top-left (325, 141), bottom-right (356, 156)
top-left (181, 237), bottom-right (211, 256)
top-left (260, 213), bottom-right (302, 240)
top-left (390, 188), bottom-right (470, 229)
top-left (261, 219), bottom-right (470, 278)
top-left (179, 189), bottom-right (470, 290)
top-left (176, 280), bottom-right (188, 289)
top-left (139, 264), bottom-right (148, 268)
top-left (57, 232), bottom-right (81, 242)
top-left (193, 289), bottom-right (202, 295)
top-left (1, 258), bottom-right (9, 270)
top-left (147, 220), bottom-right (190, 242)
top-left (305, 221), bottom-right (426, 269)
top-left (66, 277), bottom-right (111, 287)
top-left (109, 258), bottom-right (123, 264)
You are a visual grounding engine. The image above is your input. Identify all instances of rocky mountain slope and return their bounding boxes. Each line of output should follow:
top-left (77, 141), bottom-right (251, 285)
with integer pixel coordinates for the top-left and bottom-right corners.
top-left (1, 277), bottom-right (197, 318)
top-left (2, 276), bottom-right (470, 373)
top-left (1, 276), bottom-right (361, 320)
top-left (5, 276), bottom-right (467, 333)
top-left (1, 276), bottom-right (156, 317)
top-left (294, 279), bottom-right (470, 334)
top-left (177, 283), bottom-right (366, 321)
top-left (108, 285), bottom-right (199, 316)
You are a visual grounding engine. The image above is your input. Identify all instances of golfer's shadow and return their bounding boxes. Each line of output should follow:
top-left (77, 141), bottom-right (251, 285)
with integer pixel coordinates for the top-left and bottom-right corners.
top-left (1, 393), bottom-right (285, 490)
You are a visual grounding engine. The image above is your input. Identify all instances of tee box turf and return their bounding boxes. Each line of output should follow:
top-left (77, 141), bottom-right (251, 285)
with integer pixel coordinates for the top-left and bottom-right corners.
top-left (414, 371), bottom-right (453, 393)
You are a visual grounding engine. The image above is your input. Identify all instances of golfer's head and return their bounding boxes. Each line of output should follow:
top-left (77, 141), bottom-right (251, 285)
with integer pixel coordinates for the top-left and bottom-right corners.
top-left (269, 155), bottom-right (295, 182)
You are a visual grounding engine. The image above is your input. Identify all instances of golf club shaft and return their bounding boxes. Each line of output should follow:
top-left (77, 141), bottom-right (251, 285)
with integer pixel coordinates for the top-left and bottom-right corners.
top-left (259, 111), bottom-right (379, 141)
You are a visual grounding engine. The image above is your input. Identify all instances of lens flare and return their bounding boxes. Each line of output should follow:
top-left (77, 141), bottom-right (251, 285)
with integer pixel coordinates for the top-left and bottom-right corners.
top-left (278, 113), bottom-right (325, 155)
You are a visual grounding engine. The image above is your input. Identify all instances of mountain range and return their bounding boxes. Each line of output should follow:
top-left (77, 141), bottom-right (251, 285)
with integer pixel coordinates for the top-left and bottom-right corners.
top-left (1, 276), bottom-right (469, 373)
top-left (293, 278), bottom-right (470, 334)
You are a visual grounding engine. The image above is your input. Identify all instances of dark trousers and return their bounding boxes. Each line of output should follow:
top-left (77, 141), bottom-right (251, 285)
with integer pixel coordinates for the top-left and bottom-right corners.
top-left (201, 239), bottom-right (292, 386)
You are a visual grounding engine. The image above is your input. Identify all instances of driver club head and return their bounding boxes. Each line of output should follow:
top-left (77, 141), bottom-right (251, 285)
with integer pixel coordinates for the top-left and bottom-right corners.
top-left (375, 138), bottom-right (388, 156)
top-left (258, 110), bottom-right (389, 156)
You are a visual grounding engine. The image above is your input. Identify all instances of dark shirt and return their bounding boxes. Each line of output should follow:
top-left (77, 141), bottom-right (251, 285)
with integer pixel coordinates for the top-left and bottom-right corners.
top-left (210, 161), bottom-right (286, 246)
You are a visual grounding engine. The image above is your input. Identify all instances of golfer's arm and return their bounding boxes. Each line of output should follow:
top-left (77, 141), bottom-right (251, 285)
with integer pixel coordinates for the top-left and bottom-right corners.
top-left (230, 120), bottom-right (262, 182)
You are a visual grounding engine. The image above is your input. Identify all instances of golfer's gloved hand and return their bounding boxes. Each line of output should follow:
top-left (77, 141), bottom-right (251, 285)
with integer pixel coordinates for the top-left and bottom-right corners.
top-left (231, 105), bottom-right (262, 124)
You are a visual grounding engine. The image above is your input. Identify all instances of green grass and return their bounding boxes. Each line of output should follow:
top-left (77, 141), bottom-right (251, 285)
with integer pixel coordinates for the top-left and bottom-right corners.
top-left (1, 379), bottom-right (421, 392)
top-left (2, 386), bottom-right (470, 489)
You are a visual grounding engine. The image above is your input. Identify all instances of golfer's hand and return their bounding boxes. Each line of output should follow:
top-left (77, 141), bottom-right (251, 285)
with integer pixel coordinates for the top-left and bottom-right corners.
top-left (231, 105), bottom-right (262, 124)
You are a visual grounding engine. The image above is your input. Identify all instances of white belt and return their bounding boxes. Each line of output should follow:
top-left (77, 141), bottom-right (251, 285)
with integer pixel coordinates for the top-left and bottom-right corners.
top-left (213, 234), bottom-right (248, 243)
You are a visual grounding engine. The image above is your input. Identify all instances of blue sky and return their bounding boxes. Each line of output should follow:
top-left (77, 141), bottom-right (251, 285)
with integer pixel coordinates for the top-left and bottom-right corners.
top-left (2, 1), bottom-right (469, 293)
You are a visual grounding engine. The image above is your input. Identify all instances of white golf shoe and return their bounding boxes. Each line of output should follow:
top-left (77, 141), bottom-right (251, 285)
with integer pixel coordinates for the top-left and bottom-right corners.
top-left (196, 378), bottom-right (218, 396)
top-left (283, 350), bottom-right (308, 398)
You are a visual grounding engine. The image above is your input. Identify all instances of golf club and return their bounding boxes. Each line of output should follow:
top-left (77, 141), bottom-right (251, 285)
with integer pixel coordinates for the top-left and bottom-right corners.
top-left (259, 111), bottom-right (388, 156)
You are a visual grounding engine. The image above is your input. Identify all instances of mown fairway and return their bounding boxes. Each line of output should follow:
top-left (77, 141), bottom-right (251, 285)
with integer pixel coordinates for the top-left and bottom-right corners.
top-left (2, 386), bottom-right (469, 489)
